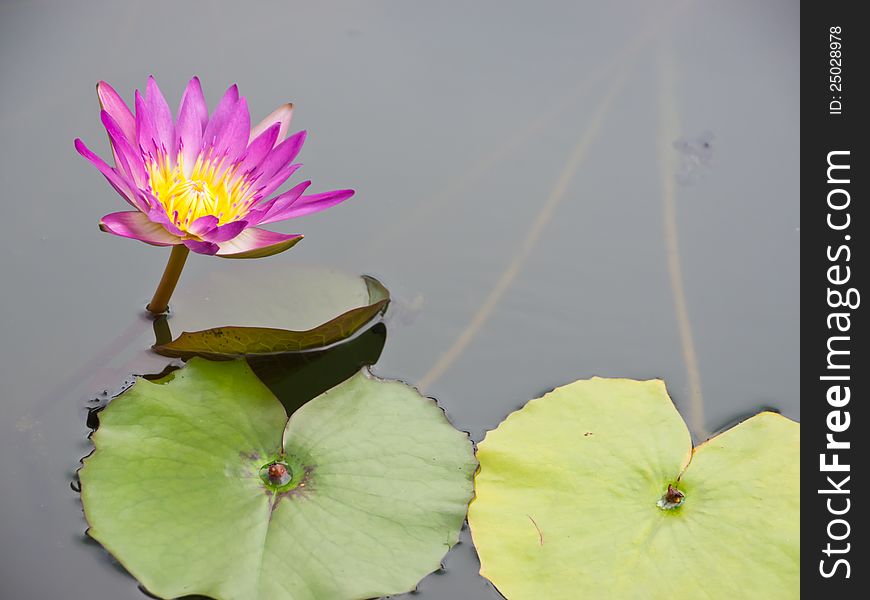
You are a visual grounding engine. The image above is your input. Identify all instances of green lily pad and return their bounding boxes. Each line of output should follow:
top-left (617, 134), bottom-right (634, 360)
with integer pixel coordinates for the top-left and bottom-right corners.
top-left (80, 358), bottom-right (475, 600)
top-left (153, 275), bottom-right (389, 358)
top-left (468, 377), bottom-right (799, 599)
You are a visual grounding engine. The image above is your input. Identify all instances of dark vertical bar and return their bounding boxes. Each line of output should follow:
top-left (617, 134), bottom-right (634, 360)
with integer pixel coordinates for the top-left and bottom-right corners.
top-left (803, 1), bottom-right (866, 596)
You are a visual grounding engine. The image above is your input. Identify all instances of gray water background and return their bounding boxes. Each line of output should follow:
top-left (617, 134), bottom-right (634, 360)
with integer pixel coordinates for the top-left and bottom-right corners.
top-left (0, 1), bottom-right (799, 598)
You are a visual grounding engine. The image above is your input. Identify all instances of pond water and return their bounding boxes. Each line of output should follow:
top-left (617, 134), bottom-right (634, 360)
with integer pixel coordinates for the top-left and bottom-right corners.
top-left (0, 1), bottom-right (798, 598)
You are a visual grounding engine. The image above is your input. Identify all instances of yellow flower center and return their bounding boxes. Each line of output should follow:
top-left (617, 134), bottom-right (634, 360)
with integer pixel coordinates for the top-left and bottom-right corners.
top-left (147, 153), bottom-right (254, 232)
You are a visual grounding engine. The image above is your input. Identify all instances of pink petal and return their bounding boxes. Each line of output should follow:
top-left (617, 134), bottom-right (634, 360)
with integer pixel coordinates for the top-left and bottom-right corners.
top-left (99, 211), bottom-right (181, 246)
top-left (186, 216), bottom-right (247, 243)
top-left (146, 204), bottom-right (187, 237)
top-left (251, 180), bottom-right (312, 225)
top-left (237, 123), bottom-right (280, 175)
top-left (250, 103), bottom-right (293, 146)
top-left (145, 76), bottom-right (175, 157)
top-left (188, 215), bottom-right (219, 237)
top-left (75, 139), bottom-right (147, 212)
top-left (258, 188), bottom-right (354, 225)
top-left (101, 111), bottom-right (148, 188)
top-left (183, 238), bottom-right (220, 255)
top-left (176, 89), bottom-right (205, 176)
top-left (215, 228), bottom-right (303, 259)
top-left (212, 96), bottom-right (250, 165)
top-left (251, 164), bottom-right (302, 201)
top-left (96, 81), bottom-right (136, 145)
top-left (177, 77), bottom-right (208, 134)
top-left (134, 90), bottom-right (160, 161)
top-left (252, 130), bottom-right (306, 183)
top-left (200, 220), bottom-right (249, 243)
top-left (202, 84), bottom-right (239, 150)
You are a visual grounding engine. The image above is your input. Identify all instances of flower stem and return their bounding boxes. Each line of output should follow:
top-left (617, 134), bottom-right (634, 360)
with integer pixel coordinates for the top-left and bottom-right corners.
top-left (147, 245), bottom-right (190, 315)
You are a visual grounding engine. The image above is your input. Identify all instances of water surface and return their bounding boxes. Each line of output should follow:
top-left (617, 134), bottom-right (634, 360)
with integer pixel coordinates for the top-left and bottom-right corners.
top-left (0, 1), bottom-right (798, 598)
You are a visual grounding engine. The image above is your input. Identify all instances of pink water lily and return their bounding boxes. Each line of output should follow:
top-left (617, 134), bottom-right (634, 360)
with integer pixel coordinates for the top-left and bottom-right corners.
top-left (76, 76), bottom-right (353, 258)
top-left (76, 76), bottom-right (354, 313)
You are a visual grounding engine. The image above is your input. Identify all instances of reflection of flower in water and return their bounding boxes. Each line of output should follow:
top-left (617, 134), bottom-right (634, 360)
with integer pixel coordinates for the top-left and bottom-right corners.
top-left (672, 130), bottom-right (714, 185)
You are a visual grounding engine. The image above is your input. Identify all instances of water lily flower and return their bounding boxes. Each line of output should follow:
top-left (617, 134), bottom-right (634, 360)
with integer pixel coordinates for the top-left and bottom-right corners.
top-left (75, 76), bottom-right (354, 313)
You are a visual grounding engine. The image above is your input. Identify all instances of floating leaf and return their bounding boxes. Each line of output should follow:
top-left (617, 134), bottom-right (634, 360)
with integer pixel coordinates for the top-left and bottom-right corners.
top-left (468, 378), bottom-right (799, 599)
top-left (80, 358), bottom-right (475, 600)
top-left (173, 264), bottom-right (378, 331)
top-left (153, 275), bottom-right (389, 358)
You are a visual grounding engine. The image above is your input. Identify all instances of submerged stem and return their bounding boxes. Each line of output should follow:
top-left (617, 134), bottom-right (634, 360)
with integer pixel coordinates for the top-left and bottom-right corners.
top-left (147, 245), bottom-right (190, 315)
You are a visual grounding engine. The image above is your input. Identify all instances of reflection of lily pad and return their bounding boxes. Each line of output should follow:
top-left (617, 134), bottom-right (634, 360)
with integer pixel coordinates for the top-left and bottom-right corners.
top-left (80, 358), bottom-right (475, 600)
top-left (250, 322), bottom-right (387, 416)
top-left (153, 275), bottom-right (389, 358)
top-left (468, 378), bottom-right (799, 599)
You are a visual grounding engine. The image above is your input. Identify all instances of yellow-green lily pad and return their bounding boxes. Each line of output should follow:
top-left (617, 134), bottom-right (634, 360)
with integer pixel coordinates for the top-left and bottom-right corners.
top-left (80, 358), bottom-right (475, 600)
top-left (468, 378), bottom-right (799, 599)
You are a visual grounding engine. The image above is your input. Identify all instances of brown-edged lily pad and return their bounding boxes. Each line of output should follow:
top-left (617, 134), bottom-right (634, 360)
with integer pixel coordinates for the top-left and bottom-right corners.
top-left (153, 275), bottom-right (388, 358)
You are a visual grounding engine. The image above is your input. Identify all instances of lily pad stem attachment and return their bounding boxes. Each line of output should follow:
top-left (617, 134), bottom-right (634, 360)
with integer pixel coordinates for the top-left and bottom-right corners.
top-left (657, 483), bottom-right (685, 510)
top-left (147, 245), bottom-right (190, 315)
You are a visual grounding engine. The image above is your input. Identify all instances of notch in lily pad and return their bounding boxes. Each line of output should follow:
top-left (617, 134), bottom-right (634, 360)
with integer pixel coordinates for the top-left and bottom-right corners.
top-left (79, 358), bottom-right (476, 600)
top-left (468, 377), bottom-right (799, 599)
